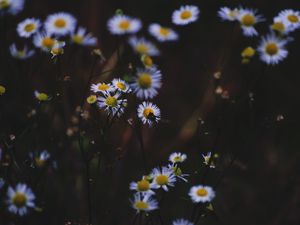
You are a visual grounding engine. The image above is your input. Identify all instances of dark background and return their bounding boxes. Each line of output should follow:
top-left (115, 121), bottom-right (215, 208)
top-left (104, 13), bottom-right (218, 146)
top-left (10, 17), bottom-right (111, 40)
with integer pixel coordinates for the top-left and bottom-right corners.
top-left (1, 0), bottom-right (300, 225)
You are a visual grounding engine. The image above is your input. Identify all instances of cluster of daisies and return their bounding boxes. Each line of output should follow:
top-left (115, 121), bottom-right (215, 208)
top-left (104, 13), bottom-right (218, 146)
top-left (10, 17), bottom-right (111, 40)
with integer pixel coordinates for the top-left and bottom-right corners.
top-left (10, 11), bottom-right (97, 60)
top-left (0, 0), bottom-right (24, 15)
top-left (219, 7), bottom-right (300, 65)
top-left (129, 152), bottom-right (215, 224)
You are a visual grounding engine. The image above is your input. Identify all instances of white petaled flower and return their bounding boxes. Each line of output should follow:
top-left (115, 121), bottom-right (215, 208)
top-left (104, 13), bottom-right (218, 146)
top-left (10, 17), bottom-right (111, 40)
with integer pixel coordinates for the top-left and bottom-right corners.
top-left (51, 40), bottom-right (66, 58)
top-left (0, 0), bottom-right (24, 15)
top-left (71, 27), bottom-right (97, 46)
top-left (189, 185), bottom-right (215, 203)
top-left (173, 219), bottom-right (194, 225)
top-left (97, 92), bottom-right (127, 117)
top-left (17, 18), bottom-right (41, 38)
top-left (33, 32), bottom-right (56, 52)
top-left (168, 164), bottom-right (189, 182)
top-left (10, 44), bottom-right (35, 60)
top-left (257, 34), bottom-right (288, 65)
top-left (6, 183), bottom-right (36, 216)
top-left (128, 36), bottom-right (160, 56)
top-left (131, 67), bottom-right (162, 99)
top-left (129, 177), bottom-right (155, 195)
top-left (151, 166), bottom-right (176, 191)
top-left (237, 8), bottom-right (264, 37)
top-left (148, 23), bottom-right (179, 42)
top-left (137, 102), bottom-right (161, 126)
top-left (30, 150), bottom-right (50, 168)
top-left (202, 152), bottom-right (215, 168)
top-left (112, 78), bottom-right (131, 93)
top-left (172, 5), bottom-right (200, 25)
top-left (131, 193), bottom-right (158, 213)
top-left (44, 12), bottom-right (77, 36)
top-left (218, 7), bottom-right (239, 21)
top-left (278, 9), bottom-right (300, 31)
top-left (91, 82), bottom-right (114, 94)
top-left (107, 14), bottom-right (142, 35)
top-left (271, 17), bottom-right (293, 35)
top-left (169, 152), bottom-right (187, 164)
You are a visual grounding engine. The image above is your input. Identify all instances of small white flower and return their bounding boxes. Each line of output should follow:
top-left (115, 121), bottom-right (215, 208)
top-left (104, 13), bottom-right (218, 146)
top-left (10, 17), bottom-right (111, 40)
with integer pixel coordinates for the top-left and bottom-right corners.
top-left (0, 0), bottom-right (24, 15)
top-left (173, 219), bottom-right (194, 225)
top-left (137, 102), bottom-right (161, 126)
top-left (128, 36), bottom-right (160, 56)
top-left (168, 164), bottom-right (189, 182)
top-left (107, 14), bottom-right (142, 35)
top-left (30, 150), bottom-right (51, 167)
top-left (172, 5), bottom-right (200, 25)
top-left (33, 32), bottom-right (56, 52)
top-left (189, 185), bottom-right (215, 203)
top-left (71, 26), bottom-right (97, 46)
top-left (44, 12), bottom-right (77, 36)
top-left (129, 177), bottom-right (155, 195)
top-left (6, 183), bottom-right (36, 216)
top-left (237, 8), bottom-right (264, 37)
top-left (131, 67), bottom-right (162, 99)
top-left (151, 166), bottom-right (176, 191)
top-left (257, 34), bottom-right (288, 65)
top-left (112, 78), bottom-right (131, 93)
top-left (202, 152), bottom-right (215, 168)
top-left (97, 92), bottom-right (127, 117)
top-left (278, 9), bottom-right (300, 31)
top-left (169, 152), bottom-right (187, 164)
top-left (10, 44), bottom-right (35, 60)
top-left (90, 82), bottom-right (114, 94)
top-left (148, 23), bottom-right (178, 42)
top-left (218, 7), bottom-right (239, 21)
top-left (131, 192), bottom-right (158, 213)
top-left (271, 17), bottom-right (293, 35)
top-left (17, 18), bottom-right (41, 38)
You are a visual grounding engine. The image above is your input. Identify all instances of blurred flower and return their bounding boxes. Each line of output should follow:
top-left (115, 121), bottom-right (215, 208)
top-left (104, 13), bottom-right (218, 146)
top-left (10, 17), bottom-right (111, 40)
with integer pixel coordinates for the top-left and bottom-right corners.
top-left (10, 44), bottom-right (35, 59)
top-left (151, 166), bottom-right (176, 191)
top-left (172, 219), bottom-right (194, 225)
top-left (44, 12), bottom-right (77, 36)
top-left (0, 0), bottom-right (24, 15)
top-left (7, 183), bottom-right (36, 216)
top-left (128, 36), bottom-right (160, 56)
top-left (189, 185), bottom-right (215, 203)
top-left (168, 164), bottom-right (189, 182)
top-left (30, 150), bottom-right (50, 168)
top-left (257, 34), bottom-right (288, 65)
top-left (241, 46), bottom-right (255, 58)
top-left (137, 101), bottom-right (161, 126)
top-left (218, 7), bottom-right (239, 21)
top-left (71, 26), bottom-right (97, 46)
top-left (107, 14), bottom-right (142, 35)
top-left (130, 177), bottom-right (155, 195)
top-left (278, 9), bottom-right (300, 31)
top-left (0, 85), bottom-right (6, 95)
top-left (237, 8), bottom-right (264, 37)
top-left (33, 32), bottom-right (56, 52)
top-left (112, 78), bottom-right (131, 93)
top-left (202, 152), bottom-right (216, 168)
top-left (271, 18), bottom-right (293, 35)
top-left (169, 152), bottom-right (187, 164)
top-left (172, 5), bottom-right (200, 25)
top-left (97, 92), bottom-right (127, 117)
top-left (149, 23), bottom-right (178, 42)
top-left (86, 95), bottom-right (97, 104)
top-left (131, 192), bottom-right (158, 213)
top-left (131, 67), bottom-right (162, 99)
top-left (141, 55), bottom-right (155, 68)
top-left (17, 18), bottom-right (41, 38)
top-left (34, 91), bottom-right (49, 101)
top-left (91, 82), bottom-right (114, 94)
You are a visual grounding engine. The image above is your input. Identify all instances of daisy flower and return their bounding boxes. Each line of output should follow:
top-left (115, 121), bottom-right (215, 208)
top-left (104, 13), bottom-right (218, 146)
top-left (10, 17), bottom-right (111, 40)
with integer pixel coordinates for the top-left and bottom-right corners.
top-left (44, 12), bottom-right (77, 36)
top-left (257, 34), bottom-right (288, 65)
top-left (71, 26), bottom-right (97, 46)
top-left (218, 7), bottom-right (239, 21)
top-left (202, 152), bottom-right (216, 168)
top-left (97, 92), bottom-right (127, 117)
top-left (141, 55), bottom-right (155, 68)
top-left (173, 219), bottom-right (194, 225)
top-left (168, 164), bottom-right (189, 182)
top-left (172, 5), bottom-right (200, 25)
top-left (137, 102), bottom-right (161, 126)
top-left (107, 14), bottom-right (142, 35)
top-left (131, 67), bottom-right (162, 99)
top-left (0, 0), bottom-right (24, 15)
top-left (30, 150), bottom-right (50, 168)
top-left (86, 95), bottom-right (97, 104)
top-left (128, 36), bottom-right (160, 56)
top-left (271, 17), bottom-right (293, 35)
top-left (131, 192), bottom-right (158, 213)
top-left (34, 91), bottom-right (49, 101)
top-left (6, 183), bottom-right (35, 216)
top-left (151, 166), bottom-right (176, 191)
top-left (148, 23), bottom-right (178, 42)
top-left (112, 78), bottom-right (131, 93)
top-left (51, 40), bottom-right (65, 58)
top-left (90, 82), bottom-right (114, 94)
top-left (278, 9), bottom-right (300, 31)
top-left (33, 32), bottom-right (56, 52)
top-left (237, 8), bottom-right (264, 37)
top-left (130, 177), bottom-right (155, 195)
top-left (17, 18), bottom-right (41, 38)
top-left (189, 185), bottom-right (215, 203)
top-left (169, 152), bottom-right (187, 164)
top-left (10, 44), bottom-right (35, 60)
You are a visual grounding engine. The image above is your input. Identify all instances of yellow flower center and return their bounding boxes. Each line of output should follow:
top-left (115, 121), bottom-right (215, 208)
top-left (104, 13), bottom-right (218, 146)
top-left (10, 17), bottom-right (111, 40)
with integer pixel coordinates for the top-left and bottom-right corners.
top-left (98, 84), bottom-right (109, 91)
top-left (0, 0), bottom-right (10, 9)
top-left (42, 37), bottom-right (55, 49)
top-left (155, 174), bottom-right (168, 185)
top-left (241, 14), bottom-right (256, 26)
top-left (138, 73), bottom-right (152, 89)
top-left (136, 44), bottom-right (149, 54)
top-left (241, 47), bottom-right (255, 58)
top-left (180, 10), bottom-right (192, 20)
top-left (196, 188), bottom-right (208, 197)
top-left (116, 82), bottom-right (126, 90)
top-left (54, 19), bottom-right (66, 28)
top-left (142, 55), bottom-right (153, 67)
top-left (143, 108), bottom-right (154, 118)
top-left (287, 14), bottom-right (299, 23)
top-left (137, 179), bottom-right (150, 192)
top-left (265, 42), bottom-right (279, 56)
top-left (72, 35), bottom-right (84, 44)
top-left (134, 201), bottom-right (149, 210)
top-left (87, 95), bottom-right (97, 104)
top-left (37, 93), bottom-right (48, 101)
top-left (24, 23), bottom-right (36, 32)
top-left (159, 27), bottom-right (170, 37)
top-left (271, 22), bottom-right (285, 32)
top-left (12, 192), bottom-right (27, 208)
top-left (105, 96), bottom-right (118, 107)
top-left (35, 158), bottom-right (46, 167)
top-left (173, 156), bottom-right (182, 162)
top-left (51, 48), bottom-right (64, 56)
top-left (119, 20), bottom-right (130, 30)
top-left (0, 85), bottom-right (6, 95)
